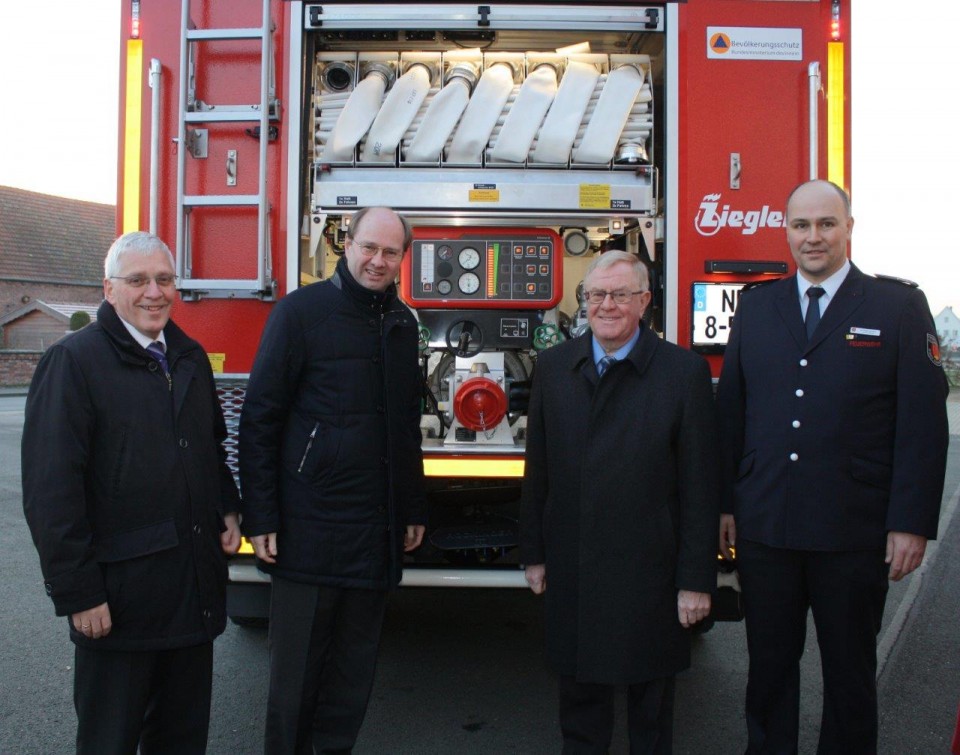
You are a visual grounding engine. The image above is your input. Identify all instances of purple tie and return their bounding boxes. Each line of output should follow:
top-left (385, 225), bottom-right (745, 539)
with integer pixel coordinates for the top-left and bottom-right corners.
top-left (146, 341), bottom-right (169, 374)
top-left (598, 355), bottom-right (617, 377)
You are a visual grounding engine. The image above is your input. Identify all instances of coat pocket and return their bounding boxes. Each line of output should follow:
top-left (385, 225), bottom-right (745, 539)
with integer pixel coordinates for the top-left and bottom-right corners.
top-left (96, 520), bottom-right (181, 627)
top-left (297, 422), bottom-right (320, 473)
top-left (849, 456), bottom-right (892, 490)
top-left (95, 519), bottom-right (179, 563)
top-left (291, 422), bottom-right (340, 480)
top-left (652, 504), bottom-right (678, 567)
top-left (737, 449), bottom-right (756, 481)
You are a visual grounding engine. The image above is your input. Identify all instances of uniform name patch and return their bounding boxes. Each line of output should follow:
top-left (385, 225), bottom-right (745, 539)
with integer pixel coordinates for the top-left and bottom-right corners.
top-left (845, 330), bottom-right (882, 348)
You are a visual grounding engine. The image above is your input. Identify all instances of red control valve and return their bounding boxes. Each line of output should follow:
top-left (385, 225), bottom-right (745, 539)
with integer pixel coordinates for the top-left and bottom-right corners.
top-left (453, 377), bottom-right (508, 432)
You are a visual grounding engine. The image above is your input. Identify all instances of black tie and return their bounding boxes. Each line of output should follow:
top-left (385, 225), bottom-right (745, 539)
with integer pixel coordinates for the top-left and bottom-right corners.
top-left (805, 287), bottom-right (825, 340)
top-left (598, 355), bottom-right (617, 377)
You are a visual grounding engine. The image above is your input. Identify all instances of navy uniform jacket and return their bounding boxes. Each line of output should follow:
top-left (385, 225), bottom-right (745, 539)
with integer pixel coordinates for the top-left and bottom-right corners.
top-left (716, 264), bottom-right (949, 551)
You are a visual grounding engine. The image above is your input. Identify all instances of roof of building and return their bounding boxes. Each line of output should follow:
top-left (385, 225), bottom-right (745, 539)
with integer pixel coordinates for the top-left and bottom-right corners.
top-left (0, 300), bottom-right (100, 329)
top-left (0, 186), bottom-right (115, 286)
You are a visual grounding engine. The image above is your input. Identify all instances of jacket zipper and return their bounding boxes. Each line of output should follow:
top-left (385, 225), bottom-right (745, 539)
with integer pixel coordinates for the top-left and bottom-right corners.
top-left (379, 310), bottom-right (393, 532)
top-left (298, 423), bottom-right (319, 473)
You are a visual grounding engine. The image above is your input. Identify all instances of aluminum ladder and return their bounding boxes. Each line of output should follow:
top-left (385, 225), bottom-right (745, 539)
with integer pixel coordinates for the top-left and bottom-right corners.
top-left (175, 0), bottom-right (279, 300)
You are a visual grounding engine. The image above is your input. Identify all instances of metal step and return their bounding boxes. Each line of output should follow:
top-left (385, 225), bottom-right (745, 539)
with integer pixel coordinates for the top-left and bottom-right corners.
top-left (430, 524), bottom-right (519, 551)
top-left (185, 109), bottom-right (269, 123)
top-left (183, 194), bottom-right (260, 207)
top-left (186, 27), bottom-right (263, 41)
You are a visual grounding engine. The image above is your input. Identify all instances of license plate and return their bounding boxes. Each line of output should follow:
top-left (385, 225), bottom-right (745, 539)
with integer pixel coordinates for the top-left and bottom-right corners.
top-left (691, 282), bottom-right (744, 350)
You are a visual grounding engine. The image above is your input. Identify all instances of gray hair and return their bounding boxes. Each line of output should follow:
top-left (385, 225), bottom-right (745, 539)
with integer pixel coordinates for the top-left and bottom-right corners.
top-left (104, 231), bottom-right (175, 278)
top-left (583, 250), bottom-right (649, 292)
top-left (347, 206), bottom-right (413, 251)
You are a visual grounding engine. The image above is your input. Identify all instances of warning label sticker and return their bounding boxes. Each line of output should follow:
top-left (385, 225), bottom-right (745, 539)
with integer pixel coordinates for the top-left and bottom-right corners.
top-left (707, 27), bottom-right (802, 61)
top-left (579, 184), bottom-right (611, 209)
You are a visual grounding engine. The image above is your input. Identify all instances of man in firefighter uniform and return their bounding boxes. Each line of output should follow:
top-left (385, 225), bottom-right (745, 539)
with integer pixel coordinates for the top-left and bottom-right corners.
top-left (239, 206), bottom-right (427, 753)
top-left (22, 231), bottom-right (241, 753)
top-left (521, 250), bottom-right (720, 752)
top-left (716, 180), bottom-right (949, 753)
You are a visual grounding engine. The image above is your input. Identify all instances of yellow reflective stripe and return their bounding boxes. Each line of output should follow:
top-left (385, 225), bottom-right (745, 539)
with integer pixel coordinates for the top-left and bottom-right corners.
top-left (827, 42), bottom-right (845, 190)
top-left (123, 39), bottom-right (143, 233)
top-left (423, 457), bottom-right (525, 478)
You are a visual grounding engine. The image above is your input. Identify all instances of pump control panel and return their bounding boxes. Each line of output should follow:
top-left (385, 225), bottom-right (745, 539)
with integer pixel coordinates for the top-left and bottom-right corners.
top-left (401, 228), bottom-right (563, 310)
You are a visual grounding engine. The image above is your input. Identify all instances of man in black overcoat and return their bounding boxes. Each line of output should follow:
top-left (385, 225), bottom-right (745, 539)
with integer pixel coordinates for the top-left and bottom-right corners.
top-left (239, 206), bottom-right (427, 753)
top-left (716, 180), bottom-right (949, 753)
top-left (22, 231), bottom-right (241, 753)
top-left (520, 250), bottom-right (720, 753)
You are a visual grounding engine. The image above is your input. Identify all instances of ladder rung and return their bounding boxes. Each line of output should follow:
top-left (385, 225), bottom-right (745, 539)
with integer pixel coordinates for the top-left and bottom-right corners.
top-left (178, 279), bottom-right (264, 290)
top-left (184, 195), bottom-right (260, 207)
top-left (185, 110), bottom-right (264, 123)
top-left (186, 28), bottom-right (264, 41)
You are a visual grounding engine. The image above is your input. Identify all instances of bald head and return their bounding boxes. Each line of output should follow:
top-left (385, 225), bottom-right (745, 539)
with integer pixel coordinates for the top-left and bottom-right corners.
top-left (785, 180), bottom-right (854, 284)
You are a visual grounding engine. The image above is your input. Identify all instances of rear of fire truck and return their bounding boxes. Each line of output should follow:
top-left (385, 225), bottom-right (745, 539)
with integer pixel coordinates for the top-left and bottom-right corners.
top-left (117, 1), bottom-right (851, 620)
top-left (302, 5), bottom-right (663, 608)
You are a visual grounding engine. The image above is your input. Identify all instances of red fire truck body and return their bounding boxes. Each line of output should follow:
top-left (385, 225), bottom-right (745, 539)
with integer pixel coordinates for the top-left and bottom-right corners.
top-left (117, 0), bottom-right (851, 617)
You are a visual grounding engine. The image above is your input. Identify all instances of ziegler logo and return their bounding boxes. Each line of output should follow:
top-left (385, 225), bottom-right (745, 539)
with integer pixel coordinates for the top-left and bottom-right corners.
top-left (695, 193), bottom-right (786, 236)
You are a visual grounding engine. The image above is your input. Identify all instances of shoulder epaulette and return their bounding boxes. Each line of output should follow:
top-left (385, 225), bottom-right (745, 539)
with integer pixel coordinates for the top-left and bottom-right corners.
top-left (739, 277), bottom-right (780, 294)
top-left (873, 273), bottom-right (918, 287)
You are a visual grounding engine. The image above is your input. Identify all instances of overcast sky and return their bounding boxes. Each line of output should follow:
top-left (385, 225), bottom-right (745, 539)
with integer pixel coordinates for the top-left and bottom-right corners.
top-left (0, 0), bottom-right (954, 315)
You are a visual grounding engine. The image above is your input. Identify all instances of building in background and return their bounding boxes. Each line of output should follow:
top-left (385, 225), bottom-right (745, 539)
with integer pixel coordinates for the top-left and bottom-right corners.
top-left (0, 186), bottom-right (114, 385)
top-left (935, 306), bottom-right (960, 351)
top-left (0, 301), bottom-right (99, 350)
top-left (935, 305), bottom-right (960, 377)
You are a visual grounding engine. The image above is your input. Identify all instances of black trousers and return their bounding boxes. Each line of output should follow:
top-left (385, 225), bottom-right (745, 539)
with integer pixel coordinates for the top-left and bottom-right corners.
top-left (737, 539), bottom-right (889, 755)
top-left (559, 674), bottom-right (675, 754)
top-left (264, 577), bottom-right (389, 755)
top-left (73, 641), bottom-right (213, 755)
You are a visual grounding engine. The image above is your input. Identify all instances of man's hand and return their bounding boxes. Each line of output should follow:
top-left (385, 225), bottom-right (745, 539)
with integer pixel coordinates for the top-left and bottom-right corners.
top-left (404, 525), bottom-right (426, 552)
top-left (886, 531), bottom-right (927, 582)
top-left (221, 513), bottom-right (241, 554)
top-left (525, 564), bottom-right (546, 594)
top-left (720, 513), bottom-right (737, 561)
top-left (677, 590), bottom-right (711, 628)
top-left (72, 602), bottom-right (112, 639)
top-left (251, 533), bottom-right (278, 564)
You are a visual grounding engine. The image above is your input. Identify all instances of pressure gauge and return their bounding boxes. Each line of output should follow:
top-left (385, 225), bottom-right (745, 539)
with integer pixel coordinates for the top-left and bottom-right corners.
top-left (437, 245), bottom-right (453, 260)
top-left (437, 279), bottom-right (452, 296)
top-left (458, 246), bottom-right (481, 270)
top-left (458, 272), bottom-right (480, 294)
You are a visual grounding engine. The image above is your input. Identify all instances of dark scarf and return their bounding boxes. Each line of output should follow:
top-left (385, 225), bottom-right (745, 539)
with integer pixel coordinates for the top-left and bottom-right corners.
top-left (332, 255), bottom-right (397, 313)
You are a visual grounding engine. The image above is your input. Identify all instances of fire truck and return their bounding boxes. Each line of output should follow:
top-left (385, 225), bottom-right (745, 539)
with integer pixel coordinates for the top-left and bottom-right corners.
top-left (117, 1), bottom-right (851, 619)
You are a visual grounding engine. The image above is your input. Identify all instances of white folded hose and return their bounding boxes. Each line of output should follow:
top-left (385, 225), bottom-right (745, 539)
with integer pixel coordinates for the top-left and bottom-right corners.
top-left (490, 64), bottom-right (558, 163)
top-left (324, 64), bottom-right (392, 162)
top-left (447, 62), bottom-right (515, 164)
top-left (573, 64), bottom-right (645, 164)
top-left (531, 61), bottom-right (599, 164)
top-left (405, 63), bottom-right (477, 163)
top-left (361, 63), bottom-right (433, 163)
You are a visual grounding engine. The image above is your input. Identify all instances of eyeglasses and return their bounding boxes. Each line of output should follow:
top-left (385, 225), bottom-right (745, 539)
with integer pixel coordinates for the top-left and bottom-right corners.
top-left (583, 289), bottom-right (646, 305)
top-left (110, 274), bottom-right (176, 288)
top-left (352, 240), bottom-right (404, 262)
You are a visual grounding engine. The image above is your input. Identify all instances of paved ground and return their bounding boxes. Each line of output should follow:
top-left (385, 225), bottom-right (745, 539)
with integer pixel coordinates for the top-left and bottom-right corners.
top-left (2, 392), bottom-right (958, 753)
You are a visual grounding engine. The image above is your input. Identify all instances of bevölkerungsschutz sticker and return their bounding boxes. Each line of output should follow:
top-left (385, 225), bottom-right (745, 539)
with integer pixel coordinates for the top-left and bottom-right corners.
top-left (707, 27), bottom-right (802, 61)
